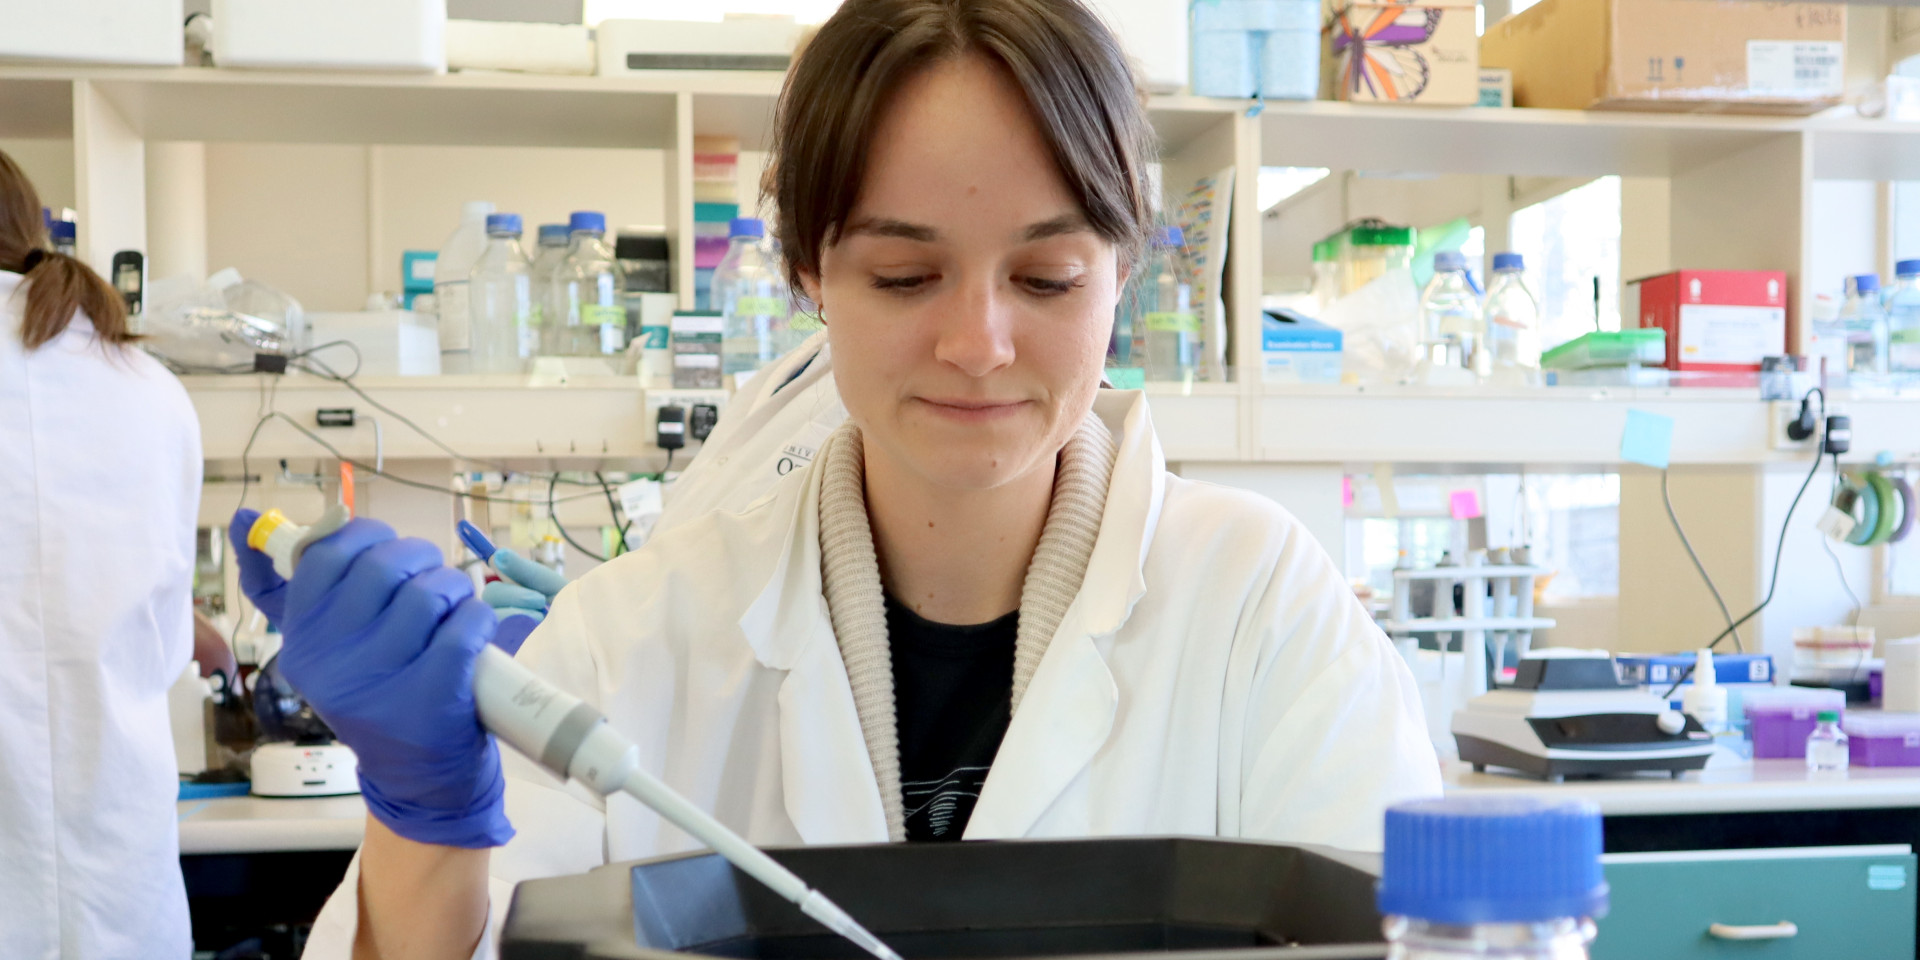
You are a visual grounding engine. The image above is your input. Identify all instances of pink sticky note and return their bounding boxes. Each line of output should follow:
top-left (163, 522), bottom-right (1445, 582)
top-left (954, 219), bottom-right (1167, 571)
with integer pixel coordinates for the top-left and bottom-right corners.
top-left (1450, 490), bottom-right (1481, 520)
top-left (1342, 476), bottom-right (1354, 508)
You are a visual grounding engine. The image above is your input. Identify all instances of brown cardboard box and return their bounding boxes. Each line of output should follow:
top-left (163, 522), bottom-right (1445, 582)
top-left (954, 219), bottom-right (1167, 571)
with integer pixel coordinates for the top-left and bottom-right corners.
top-left (1324, 0), bottom-right (1480, 105)
top-left (1479, 0), bottom-right (1845, 114)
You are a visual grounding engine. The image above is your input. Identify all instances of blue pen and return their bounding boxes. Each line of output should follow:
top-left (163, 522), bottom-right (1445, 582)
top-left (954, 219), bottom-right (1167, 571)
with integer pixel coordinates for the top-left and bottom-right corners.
top-left (457, 519), bottom-right (496, 563)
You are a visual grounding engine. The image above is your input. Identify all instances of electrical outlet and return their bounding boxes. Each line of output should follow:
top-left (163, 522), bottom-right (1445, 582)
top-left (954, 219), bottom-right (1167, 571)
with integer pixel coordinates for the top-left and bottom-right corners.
top-left (1771, 399), bottom-right (1846, 451)
top-left (644, 390), bottom-right (727, 443)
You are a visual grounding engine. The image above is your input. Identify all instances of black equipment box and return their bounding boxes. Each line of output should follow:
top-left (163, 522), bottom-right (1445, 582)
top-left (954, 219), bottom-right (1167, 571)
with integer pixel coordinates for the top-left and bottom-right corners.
top-left (501, 836), bottom-right (1388, 960)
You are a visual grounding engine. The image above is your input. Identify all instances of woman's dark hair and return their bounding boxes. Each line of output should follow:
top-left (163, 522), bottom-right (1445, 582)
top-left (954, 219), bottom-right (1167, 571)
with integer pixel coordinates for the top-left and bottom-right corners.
top-left (767, 0), bottom-right (1157, 295)
top-left (0, 148), bottom-right (134, 350)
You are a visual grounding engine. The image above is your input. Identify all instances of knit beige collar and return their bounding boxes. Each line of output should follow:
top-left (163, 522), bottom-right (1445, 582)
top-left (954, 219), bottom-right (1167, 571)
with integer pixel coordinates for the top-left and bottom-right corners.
top-left (814, 414), bottom-right (1119, 841)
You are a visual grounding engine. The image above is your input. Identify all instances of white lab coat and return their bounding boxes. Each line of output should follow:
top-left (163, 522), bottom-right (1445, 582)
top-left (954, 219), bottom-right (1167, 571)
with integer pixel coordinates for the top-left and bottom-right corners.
top-left (306, 385), bottom-right (1441, 959)
top-left (0, 271), bottom-right (203, 959)
top-left (654, 330), bottom-right (842, 535)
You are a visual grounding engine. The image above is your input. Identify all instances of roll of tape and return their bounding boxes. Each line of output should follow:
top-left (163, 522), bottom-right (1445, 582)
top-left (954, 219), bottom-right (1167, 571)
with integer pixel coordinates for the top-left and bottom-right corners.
top-left (1891, 475), bottom-right (1917, 544)
top-left (1846, 474), bottom-right (1880, 547)
top-left (1867, 472), bottom-right (1900, 546)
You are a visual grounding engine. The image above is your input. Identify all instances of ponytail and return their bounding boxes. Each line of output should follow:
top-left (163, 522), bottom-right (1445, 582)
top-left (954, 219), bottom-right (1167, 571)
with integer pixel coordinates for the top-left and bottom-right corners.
top-left (0, 147), bottom-right (135, 351)
top-left (15, 248), bottom-right (135, 350)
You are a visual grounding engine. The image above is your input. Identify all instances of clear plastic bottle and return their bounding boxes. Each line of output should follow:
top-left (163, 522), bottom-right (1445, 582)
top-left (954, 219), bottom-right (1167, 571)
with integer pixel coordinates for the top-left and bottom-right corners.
top-left (1884, 260), bottom-right (1920, 378)
top-left (1140, 226), bottom-right (1200, 385)
top-left (1806, 710), bottom-right (1849, 772)
top-left (467, 213), bottom-right (533, 374)
top-left (1418, 251), bottom-right (1487, 384)
top-left (558, 211), bottom-right (625, 358)
top-left (1310, 238), bottom-right (1341, 313)
top-left (1482, 252), bottom-right (1541, 386)
top-left (1842, 274), bottom-right (1890, 383)
top-left (1378, 796), bottom-right (1605, 960)
top-left (716, 218), bottom-right (794, 376)
top-left (528, 224), bottom-right (570, 355)
top-left (434, 201), bottom-right (496, 374)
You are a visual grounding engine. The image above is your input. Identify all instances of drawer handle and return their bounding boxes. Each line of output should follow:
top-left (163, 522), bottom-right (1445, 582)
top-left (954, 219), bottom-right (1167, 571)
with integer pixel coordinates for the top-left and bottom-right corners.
top-left (1709, 922), bottom-right (1799, 941)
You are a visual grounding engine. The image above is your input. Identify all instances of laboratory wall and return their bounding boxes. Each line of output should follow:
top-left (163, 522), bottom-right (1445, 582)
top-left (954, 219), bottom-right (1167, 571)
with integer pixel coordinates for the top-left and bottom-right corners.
top-left (198, 143), bottom-right (670, 310)
top-left (1, 138), bottom-right (75, 211)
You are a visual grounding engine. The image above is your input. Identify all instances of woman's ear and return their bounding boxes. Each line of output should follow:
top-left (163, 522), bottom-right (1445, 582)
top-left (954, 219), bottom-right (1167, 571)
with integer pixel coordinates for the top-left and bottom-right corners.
top-left (798, 269), bottom-right (823, 312)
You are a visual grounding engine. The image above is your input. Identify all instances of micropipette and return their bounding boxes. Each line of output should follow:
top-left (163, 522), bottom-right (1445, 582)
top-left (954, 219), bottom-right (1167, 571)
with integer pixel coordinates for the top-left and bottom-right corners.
top-left (258, 514), bottom-right (905, 960)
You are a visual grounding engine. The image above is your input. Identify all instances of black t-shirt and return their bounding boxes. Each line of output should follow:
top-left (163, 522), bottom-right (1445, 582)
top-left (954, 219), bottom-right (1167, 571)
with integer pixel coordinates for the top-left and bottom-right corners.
top-left (886, 594), bottom-right (1018, 842)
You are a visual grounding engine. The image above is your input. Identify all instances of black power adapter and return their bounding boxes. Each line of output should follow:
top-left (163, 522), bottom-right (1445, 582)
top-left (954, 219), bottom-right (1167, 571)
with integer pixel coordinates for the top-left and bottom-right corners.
top-left (656, 405), bottom-right (687, 451)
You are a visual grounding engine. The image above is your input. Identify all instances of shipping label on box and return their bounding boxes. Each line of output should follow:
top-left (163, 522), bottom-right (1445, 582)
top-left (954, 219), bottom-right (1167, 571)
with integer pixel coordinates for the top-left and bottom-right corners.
top-left (1325, 0), bottom-right (1479, 105)
top-left (1482, 0), bottom-right (1845, 114)
top-left (1629, 270), bottom-right (1787, 372)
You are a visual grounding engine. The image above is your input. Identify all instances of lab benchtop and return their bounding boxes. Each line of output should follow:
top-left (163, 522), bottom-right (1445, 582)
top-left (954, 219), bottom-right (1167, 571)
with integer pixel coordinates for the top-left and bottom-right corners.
top-left (1443, 758), bottom-right (1920, 816)
top-left (174, 760), bottom-right (1920, 855)
top-left (176, 794), bottom-right (365, 855)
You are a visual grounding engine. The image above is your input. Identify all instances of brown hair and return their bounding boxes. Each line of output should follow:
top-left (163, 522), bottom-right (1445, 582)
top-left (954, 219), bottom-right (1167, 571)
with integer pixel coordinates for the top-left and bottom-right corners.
top-left (0, 148), bottom-right (134, 350)
top-left (766, 0), bottom-right (1158, 295)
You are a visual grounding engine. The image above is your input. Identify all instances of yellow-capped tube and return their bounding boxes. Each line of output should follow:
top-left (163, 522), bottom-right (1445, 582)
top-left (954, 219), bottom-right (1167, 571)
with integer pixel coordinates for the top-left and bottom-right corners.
top-left (247, 504), bottom-right (353, 580)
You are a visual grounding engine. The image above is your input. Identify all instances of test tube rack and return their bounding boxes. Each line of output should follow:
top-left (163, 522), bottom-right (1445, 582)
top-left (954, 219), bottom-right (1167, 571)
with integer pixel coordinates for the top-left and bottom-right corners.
top-left (1383, 556), bottom-right (1556, 702)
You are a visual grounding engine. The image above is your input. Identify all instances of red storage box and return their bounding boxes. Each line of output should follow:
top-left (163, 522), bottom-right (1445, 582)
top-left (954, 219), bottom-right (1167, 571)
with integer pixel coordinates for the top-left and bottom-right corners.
top-left (1628, 270), bottom-right (1788, 374)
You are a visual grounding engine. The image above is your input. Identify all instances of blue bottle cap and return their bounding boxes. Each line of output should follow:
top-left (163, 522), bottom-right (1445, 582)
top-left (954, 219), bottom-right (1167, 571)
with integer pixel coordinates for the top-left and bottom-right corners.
top-left (1853, 274), bottom-right (1880, 294)
top-left (1492, 252), bottom-right (1524, 272)
top-left (49, 219), bottom-right (76, 242)
top-left (1156, 226), bottom-right (1185, 247)
top-left (1378, 796), bottom-right (1608, 925)
top-left (485, 213), bottom-right (522, 235)
top-left (569, 211), bottom-right (606, 234)
top-left (1897, 259), bottom-right (1920, 279)
top-left (1433, 250), bottom-right (1467, 272)
top-left (729, 217), bottom-right (765, 239)
top-left (538, 224), bottom-right (570, 245)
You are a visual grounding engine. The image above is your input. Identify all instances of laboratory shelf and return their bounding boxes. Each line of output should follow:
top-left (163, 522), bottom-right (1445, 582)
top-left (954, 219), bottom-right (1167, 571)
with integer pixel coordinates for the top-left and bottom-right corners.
top-left (11, 66), bottom-right (1919, 179)
top-left (183, 374), bottom-right (1252, 465)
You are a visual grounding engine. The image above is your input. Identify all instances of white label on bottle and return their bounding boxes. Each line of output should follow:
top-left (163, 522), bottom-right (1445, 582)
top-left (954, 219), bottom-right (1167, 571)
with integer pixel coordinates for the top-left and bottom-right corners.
top-left (1677, 304), bottom-right (1783, 365)
top-left (1748, 41), bottom-right (1843, 97)
top-left (436, 281), bottom-right (471, 352)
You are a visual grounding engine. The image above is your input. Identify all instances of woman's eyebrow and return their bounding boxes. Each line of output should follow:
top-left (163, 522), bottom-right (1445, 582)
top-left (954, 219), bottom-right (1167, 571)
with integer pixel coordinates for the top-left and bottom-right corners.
top-left (1021, 214), bottom-right (1090, 242)
top-left (844, 217), bottom-right (939, 242)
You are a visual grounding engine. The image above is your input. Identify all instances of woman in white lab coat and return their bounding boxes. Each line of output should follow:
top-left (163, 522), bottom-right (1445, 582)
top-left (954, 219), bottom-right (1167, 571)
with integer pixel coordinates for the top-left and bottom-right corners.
top-left (0, 150), bottom-right (203, 957)
top-left (247, 2), bottom-right (1441, 957)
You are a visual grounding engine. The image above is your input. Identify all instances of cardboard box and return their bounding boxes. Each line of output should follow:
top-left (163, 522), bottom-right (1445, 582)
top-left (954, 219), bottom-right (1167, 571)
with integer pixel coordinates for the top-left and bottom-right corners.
top-left (1480, 0), bottom-right (1845, 115)
top-left (1324, 0), bottom-right (1479, 105)
top-left (1628, 270), bottom-right (1787, 373)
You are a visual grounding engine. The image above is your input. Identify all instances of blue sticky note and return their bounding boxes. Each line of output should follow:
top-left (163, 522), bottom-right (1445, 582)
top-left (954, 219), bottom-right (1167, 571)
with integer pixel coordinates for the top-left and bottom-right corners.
top-left (1621, 409), bottom-right (1674, 468)
top-left (1107, 367), bottom-right (1146, 390)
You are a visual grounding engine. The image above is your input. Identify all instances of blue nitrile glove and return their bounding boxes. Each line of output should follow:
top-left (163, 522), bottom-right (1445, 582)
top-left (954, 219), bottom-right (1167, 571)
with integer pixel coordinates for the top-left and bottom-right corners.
top-left (482, 547), bottom-right (569, 655)
top-left (229, 508), bottom-right (289, 625)
top-left (250, 517), bottom-right (514, 848)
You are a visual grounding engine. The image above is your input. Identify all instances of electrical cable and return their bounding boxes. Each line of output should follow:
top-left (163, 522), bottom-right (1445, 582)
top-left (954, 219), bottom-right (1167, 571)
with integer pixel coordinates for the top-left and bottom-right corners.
top-left (549, 472), bottom-right (607, 563)
top-left (292, 350), bottom-right (599, 486)
top-left (596, 471), bottom-right (633, 558)
top-left (237, 411), bottom-right (611, 511)
top-left (1661, 468), bottom-right (1744, 652)
top-left (1659, 388), bottom-right (1829, 700)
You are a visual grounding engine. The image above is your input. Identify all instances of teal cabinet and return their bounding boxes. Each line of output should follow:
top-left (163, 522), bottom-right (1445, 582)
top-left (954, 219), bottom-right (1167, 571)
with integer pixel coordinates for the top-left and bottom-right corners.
top-left (1593, 848), bottom-right (1916, 959)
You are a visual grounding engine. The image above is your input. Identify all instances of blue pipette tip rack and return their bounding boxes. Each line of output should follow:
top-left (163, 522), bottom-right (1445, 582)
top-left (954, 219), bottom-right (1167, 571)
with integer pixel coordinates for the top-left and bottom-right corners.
top-left (457, 520), bottom-right (496, 561)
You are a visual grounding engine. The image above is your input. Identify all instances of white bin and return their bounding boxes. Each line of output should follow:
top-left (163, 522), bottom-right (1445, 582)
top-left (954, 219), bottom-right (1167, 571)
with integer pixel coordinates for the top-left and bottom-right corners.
top-left (212, 0), bottom-right (446, 72)
top-left (0, 0), bottom-right (182, 66)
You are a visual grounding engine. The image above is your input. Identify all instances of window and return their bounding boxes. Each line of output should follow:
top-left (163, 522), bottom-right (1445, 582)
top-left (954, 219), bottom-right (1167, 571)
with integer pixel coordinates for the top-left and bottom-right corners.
top-left (1346, 471), bottom-right (1620, 604)
top-left (1258, 167), bottom-right (1332, 212)
top-left (1507, 176), bottom-right (1623, 350)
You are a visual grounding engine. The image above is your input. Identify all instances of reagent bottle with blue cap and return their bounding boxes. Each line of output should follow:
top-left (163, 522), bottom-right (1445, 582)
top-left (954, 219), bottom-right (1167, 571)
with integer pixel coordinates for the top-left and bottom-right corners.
top-left (1377, 795), bottom-right (1608, 959)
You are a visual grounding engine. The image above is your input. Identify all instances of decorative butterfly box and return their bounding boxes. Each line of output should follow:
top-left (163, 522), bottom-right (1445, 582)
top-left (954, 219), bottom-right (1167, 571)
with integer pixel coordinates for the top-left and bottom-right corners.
top-left (1323, 0), bottom-right (1480, 105)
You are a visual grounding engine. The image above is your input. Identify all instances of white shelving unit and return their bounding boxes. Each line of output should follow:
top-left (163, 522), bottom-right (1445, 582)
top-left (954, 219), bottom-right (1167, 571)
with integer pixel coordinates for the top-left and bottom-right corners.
top-left (8, 63), bottom-right (1919, 661)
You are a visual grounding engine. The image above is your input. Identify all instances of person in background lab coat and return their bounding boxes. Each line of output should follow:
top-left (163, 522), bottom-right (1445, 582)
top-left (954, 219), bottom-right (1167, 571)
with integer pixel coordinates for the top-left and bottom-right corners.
top-left (0, 149), bottom-right (203, 958)
top-left (234, 2), bottom-right (1441, 958)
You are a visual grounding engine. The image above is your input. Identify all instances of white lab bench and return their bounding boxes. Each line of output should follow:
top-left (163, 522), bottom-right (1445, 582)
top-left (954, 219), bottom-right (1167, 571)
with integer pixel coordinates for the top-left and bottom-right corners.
top-left (176, 795), bottom-right (365, 951)
top-left (1447, 759), bottom-right (1920, 959)
top-left (176, 795), bottom-right (365, 855)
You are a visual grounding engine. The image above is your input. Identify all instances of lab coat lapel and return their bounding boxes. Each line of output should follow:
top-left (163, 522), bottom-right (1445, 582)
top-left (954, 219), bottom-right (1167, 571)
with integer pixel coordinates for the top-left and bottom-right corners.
top-left (965, 391), bottom-right (1166, 839)
top-left (736, 461), bottom-right (891, 845)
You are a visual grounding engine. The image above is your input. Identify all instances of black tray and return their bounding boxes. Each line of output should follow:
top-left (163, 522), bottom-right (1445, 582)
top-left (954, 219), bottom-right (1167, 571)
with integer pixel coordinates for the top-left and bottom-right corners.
top-left (501, 836), bottom-right (1388, 960)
